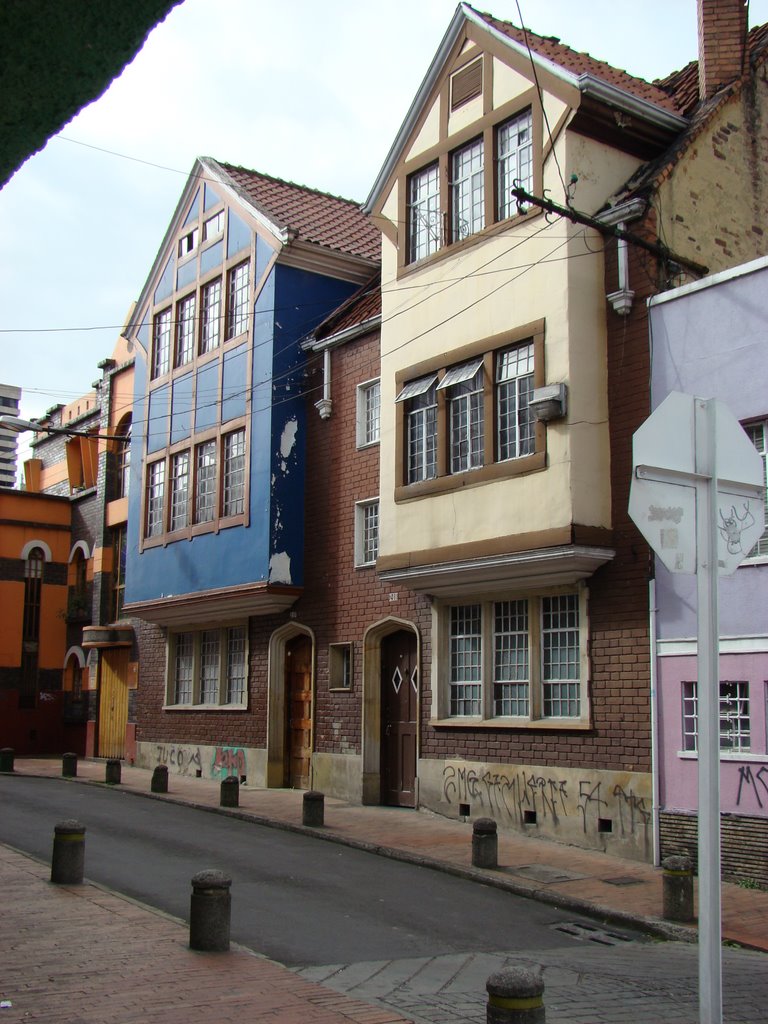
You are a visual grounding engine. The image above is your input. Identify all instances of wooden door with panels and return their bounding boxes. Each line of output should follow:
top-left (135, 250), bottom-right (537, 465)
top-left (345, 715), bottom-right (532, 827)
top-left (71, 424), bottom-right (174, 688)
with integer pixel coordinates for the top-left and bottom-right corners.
top-left (97, 648), bottom-right (130, 759)
top-left (380, 630), bottom-right (418, 807)
top-left (284, 634), bottom-right (312, 789)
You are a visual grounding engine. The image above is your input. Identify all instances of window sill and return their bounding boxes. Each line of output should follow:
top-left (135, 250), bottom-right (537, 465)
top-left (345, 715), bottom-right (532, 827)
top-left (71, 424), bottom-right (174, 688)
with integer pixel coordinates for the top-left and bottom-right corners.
top-left (163, 702), bottom-right (248, 712)
top-left (328, 687), bottom-right (353, 693)
top-left (356, 439), bottom-right (380, 451)
top-left (396, 450), bottom-right (546, 502)
top-left (430, 716), bottom-right (592, 731)
top-left (355, 561), bottom-right (376, 570)
top-left (677, 750), bottom-right (761, 761)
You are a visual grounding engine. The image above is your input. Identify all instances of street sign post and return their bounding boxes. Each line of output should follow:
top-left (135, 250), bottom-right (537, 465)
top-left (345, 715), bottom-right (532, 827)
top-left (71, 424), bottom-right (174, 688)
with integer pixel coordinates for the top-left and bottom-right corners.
top-left (629, 391), bottom-right (764, 1024)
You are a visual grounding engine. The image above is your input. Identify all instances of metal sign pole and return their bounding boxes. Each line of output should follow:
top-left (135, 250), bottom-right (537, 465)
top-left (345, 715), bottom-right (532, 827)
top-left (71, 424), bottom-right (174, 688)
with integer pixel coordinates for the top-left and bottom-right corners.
top-left (695, 397), bottom-right (722, 1024)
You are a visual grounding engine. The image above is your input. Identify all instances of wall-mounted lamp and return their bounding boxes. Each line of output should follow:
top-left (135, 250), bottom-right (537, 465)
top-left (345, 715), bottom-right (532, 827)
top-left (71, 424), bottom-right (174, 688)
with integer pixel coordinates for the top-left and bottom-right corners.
top-left (529, 383), bottom-right (567, 422)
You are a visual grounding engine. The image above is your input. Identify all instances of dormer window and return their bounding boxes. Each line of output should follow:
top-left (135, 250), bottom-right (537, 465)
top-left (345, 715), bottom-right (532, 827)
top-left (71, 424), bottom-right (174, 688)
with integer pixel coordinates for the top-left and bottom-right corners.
top-left (178, 227), bottom-right (199, 258)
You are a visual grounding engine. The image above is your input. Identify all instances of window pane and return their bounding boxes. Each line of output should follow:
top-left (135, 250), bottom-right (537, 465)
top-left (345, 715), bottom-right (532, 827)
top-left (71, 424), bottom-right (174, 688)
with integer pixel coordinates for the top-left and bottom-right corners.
top-left (174, 633), bottom-right (194, 704)
top-left (170, 451), bottom-right (190, 531)
top-left (745, 422), bottom-right (768, 556)
top-left (449, 370), bottom-right (484, 473)
top-left (452, 138), bottom-right (484, 240)
top-left (407, 385), bottom-right (437, 483)
top-left (201, 278), bottom-right (221, 354)
top-left (497, 343), bottom-right (535, 461)
top-left (195, 441), bottom-right (217, 523)
top-left (200, 630), bottom-right (220, 703)
top-left (227, 262), bottom-right (250, 339)
top-left (223, 429), bottom-right (246, 517)
top-left (146, 460), bottom-right (165, 537)
top-left (450, 605), bottom-right (482, 715)
top-left (498, 109), bottom-right (533, 219)
top-left (175, 294), bottom-right (196, 367)
top-left (409, 164), bottom-right (441, 262)
top-left (681, 679), bottom-right (751, 752)
top-left (363, 501), bottom-right (379, 563)
top-left (152, 309), bottom-right (171, 378)
top-left (542, 595), bottom-right (580, 717)
top-left (494, 600), bottom-right (529, 716)
top-left (364, 381), bottom-right (380, 444)
top-left (226, 626), bottom-right (247, 703)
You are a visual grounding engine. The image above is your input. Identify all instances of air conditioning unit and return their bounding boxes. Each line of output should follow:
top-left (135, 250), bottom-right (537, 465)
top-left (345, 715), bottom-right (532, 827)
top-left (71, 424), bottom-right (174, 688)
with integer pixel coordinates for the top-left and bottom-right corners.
top-left (529, 383), bottom-right (567, 422)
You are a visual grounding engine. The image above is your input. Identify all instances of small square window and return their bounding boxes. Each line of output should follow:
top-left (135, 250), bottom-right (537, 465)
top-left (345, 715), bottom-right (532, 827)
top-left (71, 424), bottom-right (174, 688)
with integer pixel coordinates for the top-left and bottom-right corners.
top-left (329, 643), bottom-right (353, 690)
top-left (178, 228), bottom-right (199, 258)
top-left (356, 378), bottom-right (381, 447)
top-left (203, 211), bottom-right (224, 241)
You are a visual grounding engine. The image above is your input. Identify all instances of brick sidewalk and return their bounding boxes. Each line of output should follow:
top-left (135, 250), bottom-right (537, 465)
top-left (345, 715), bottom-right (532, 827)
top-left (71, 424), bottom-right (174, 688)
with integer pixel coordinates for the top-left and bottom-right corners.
top-left (8, 757), bottom-right (768, 953)
top-left (0, 842), bottom-right (411, 1024)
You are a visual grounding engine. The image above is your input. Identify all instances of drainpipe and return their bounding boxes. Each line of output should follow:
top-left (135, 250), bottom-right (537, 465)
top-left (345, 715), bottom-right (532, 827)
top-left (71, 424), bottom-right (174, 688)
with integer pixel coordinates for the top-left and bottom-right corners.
top-left (649, 578), bottom-right (661, 866)
top-left (314, 348), bottom-right (332, 420)
top-left (606, 224), bottom-right (635, 316)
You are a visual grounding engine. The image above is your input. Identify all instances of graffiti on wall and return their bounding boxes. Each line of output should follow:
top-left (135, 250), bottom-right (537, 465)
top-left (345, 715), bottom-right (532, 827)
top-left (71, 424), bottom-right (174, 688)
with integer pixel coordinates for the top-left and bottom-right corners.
top-left (154, 744), bottom-right (202, 776)
top-left (735, 764), bottom-right (768, 810)
top-left (442, 765), bottom-right (651, 841)
top-left (212, 746), bottom-right (247, 778)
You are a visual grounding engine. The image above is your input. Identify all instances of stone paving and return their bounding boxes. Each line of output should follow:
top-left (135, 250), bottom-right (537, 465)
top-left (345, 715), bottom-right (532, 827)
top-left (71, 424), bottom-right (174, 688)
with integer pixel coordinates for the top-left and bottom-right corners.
top-left (3, 757), bottom-right (768, 1023)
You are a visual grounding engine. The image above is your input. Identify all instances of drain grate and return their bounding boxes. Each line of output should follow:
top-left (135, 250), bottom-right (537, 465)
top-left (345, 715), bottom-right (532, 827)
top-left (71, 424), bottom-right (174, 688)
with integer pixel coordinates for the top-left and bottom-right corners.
top-left (602, 875), bottom-right (645, 886)
top-left (552, 921), bottom-right (633, 946)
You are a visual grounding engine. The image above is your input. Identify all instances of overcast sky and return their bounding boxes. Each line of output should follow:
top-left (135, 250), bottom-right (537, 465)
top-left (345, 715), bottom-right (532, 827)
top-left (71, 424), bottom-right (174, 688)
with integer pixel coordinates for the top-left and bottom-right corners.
top-left (2, 0), bottom-right (768, 428)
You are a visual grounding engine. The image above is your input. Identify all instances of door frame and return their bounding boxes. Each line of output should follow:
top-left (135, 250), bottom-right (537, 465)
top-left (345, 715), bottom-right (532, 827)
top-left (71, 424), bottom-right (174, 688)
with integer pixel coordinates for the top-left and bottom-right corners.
top-left (267, 622), bottom-right (315, 788)
top-left (361, 617), bottom-right (420, 806)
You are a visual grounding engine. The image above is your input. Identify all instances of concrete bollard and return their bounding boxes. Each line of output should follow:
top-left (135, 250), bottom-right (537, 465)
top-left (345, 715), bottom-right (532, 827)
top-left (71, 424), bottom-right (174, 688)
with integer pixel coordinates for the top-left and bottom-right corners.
top-left (302, 790), bottom-right (325, 827)
top-left (105, 759), bottom-right (121, 785)
top-left (151, 764), bottom-right (169, 793)
top-left (62, 752), bottom-right (78, 778)
top-left (189, 870), bottom-right (231, 951)
top-left (487, 966), bottom-right (545, 1024)
top-left (220, 776), bottom-right (239, 807)
top-left (0, 747), bottom-right (14, 773)
top-left (472, 817), bottom-right (498, 869)
top-left (51, 820), bottom-right (86, 885)
top-left (662, 854), bottom-right (694, 922)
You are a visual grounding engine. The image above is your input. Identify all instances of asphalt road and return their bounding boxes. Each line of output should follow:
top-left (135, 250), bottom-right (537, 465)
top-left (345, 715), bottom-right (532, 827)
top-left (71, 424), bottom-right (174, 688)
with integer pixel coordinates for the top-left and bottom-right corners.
top-left (0, 774), bottom-right (627, 967)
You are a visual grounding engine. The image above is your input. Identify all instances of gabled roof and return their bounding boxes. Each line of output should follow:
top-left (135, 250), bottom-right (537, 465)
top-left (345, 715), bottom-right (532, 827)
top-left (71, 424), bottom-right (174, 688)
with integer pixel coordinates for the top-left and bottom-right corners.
top-left (216, 162), bottom-right (380, 262)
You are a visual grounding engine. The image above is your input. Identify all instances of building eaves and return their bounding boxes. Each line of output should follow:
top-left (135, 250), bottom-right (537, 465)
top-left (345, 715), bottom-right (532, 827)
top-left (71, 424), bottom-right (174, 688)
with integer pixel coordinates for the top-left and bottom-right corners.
top-left (304, 272), bottom-right (382, 351)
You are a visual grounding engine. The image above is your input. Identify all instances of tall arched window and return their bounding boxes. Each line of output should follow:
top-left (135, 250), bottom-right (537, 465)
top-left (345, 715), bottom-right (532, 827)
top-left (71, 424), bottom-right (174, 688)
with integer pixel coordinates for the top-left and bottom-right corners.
top-left (116, 416), bottom-right (131, 499)
top-left (20, 546), bottom-right (44, 708)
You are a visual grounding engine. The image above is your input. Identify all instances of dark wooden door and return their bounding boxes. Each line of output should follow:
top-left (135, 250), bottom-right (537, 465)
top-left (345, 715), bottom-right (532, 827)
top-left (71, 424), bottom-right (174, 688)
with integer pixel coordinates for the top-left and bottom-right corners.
top-left (381, 630), bottom-right (418, 807)
top-left (285, 634), bottom-right (312, 789)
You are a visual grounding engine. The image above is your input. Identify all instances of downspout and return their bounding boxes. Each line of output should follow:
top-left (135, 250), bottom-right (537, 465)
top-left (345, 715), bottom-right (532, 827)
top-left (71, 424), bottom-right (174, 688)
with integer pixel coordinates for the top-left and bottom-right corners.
top-left (649, 578), bottom-right (661, 865)
top-left (315, 348), bottom-right (332, 420)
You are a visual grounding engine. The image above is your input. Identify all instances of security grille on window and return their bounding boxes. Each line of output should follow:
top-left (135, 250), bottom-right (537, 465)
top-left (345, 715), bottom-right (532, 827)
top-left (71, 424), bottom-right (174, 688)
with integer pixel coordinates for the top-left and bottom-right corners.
top-left (439, 358), bottom-right (485, 473)
top-left (169, 626), bottom-right (248, 707)
top-left (745, 421), bottom-right (768, 557)
top-left (175, 294), bottom-right (196, 367)
top-left (682, 680), bottom-right (751, 752)
top-left (357, 379), bottom-right (381, 447)
top-left (227, 262), bottom-right (250, 339)
top-left (452, 138), bottom-right (484, 241)
top-left (146, 461), bottom-right (166, 537)
top-left (497, 109), bottom-right (533, 219)
top-left (223, 429), bottom-right (246, 517)
top-left (195, 441), bottom-right (217, 524)
top-left (396, 374), bottom-right (438, 483)
top-left (200, 279), bottom-right (222, 354)
top-left (446, 593), bottom-right (585, 722)
top-left (408, 164), bottom-right (441, 263)
top-left (152, 309), bottom-right (172, 378)
top-left (497, 343), bottom-right (535, 460)
top-left (170, 452), bottom-right (190, 531)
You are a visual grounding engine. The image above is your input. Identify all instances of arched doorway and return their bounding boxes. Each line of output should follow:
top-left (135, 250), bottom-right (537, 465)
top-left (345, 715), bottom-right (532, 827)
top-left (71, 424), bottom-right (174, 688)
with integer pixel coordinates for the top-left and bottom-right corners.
top-left (362, 618), bottom-right (420, 808)
top-left (267, 624), bottom-right (315, 789)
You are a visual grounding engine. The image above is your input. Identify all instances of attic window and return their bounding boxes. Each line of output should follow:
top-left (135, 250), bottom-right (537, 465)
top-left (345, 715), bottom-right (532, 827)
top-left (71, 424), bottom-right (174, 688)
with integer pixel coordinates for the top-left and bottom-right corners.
top-left (178, 228), bottom-right (199, 258)
top-left (451, 58), bottom-right (483, 111)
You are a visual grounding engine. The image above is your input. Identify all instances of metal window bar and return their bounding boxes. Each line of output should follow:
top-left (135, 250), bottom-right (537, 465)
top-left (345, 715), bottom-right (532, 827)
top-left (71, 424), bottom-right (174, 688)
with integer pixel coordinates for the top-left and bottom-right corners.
top-left (681, 680), bottom-right (751, 752)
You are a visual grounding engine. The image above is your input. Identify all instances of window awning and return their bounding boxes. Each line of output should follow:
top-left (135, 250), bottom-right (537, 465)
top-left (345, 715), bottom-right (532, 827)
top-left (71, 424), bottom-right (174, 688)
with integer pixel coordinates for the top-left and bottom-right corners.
top-left (395, 373), bottom-right (438, 403)
top-left (436, 357), bottom-right (483, 390)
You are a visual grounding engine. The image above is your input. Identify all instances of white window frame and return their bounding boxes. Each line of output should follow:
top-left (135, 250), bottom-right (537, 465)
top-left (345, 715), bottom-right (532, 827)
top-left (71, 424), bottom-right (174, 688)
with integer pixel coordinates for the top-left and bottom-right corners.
top-left (178, 227), bottom-right (199, 258)
top-left (356, 378), bottom-right (381, 448)
top-left (145, 460), bottom-right (166, 538)
top-left (355, 498), bottom-right (379, 567)
top-left (408, 163), bottom-right (441, 263)
top-left (152, 308), bottom-right (172, 379)
top-left (169, 451), bottom-right (190, 532)
top-left (175, 293), bottom-right (196, 367)
top-left (194, 440), bottom-right (217, 524)
top-left (203, 211), bottom-right (224, 241)
top-left (451, 137), bottom-right (484, 241)
top-left (165, 625), bottom-right (248, 708)
top-left (226, 261), bottom-right (250, 339)
top-left (497, 109), bottom-right (533, 220)
top-left (745, 420), bottom-right (768, 559)
top-left (200, 278), bottom-right (222, 354)
top-left (222, 429), bottom-right (246, 517)
top-left (434, 588), bottom-right (589, 726)
top-left (681, 679), bottom-right (751, 754)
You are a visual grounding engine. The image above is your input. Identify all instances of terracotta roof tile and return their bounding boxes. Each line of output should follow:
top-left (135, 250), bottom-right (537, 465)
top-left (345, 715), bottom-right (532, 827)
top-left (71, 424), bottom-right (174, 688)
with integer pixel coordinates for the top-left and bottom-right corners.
top-left (314, 272), bottom-right (381, 342)
top-left (473, 9), bottom-right (683, 113)
top-left (216, 162), bottom-right (381, 262)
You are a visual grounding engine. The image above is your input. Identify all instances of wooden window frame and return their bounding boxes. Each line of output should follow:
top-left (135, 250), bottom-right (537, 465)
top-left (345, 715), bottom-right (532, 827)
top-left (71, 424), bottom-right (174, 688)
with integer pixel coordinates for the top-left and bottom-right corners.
top-left (164, 624), bottom-right (249, 709)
